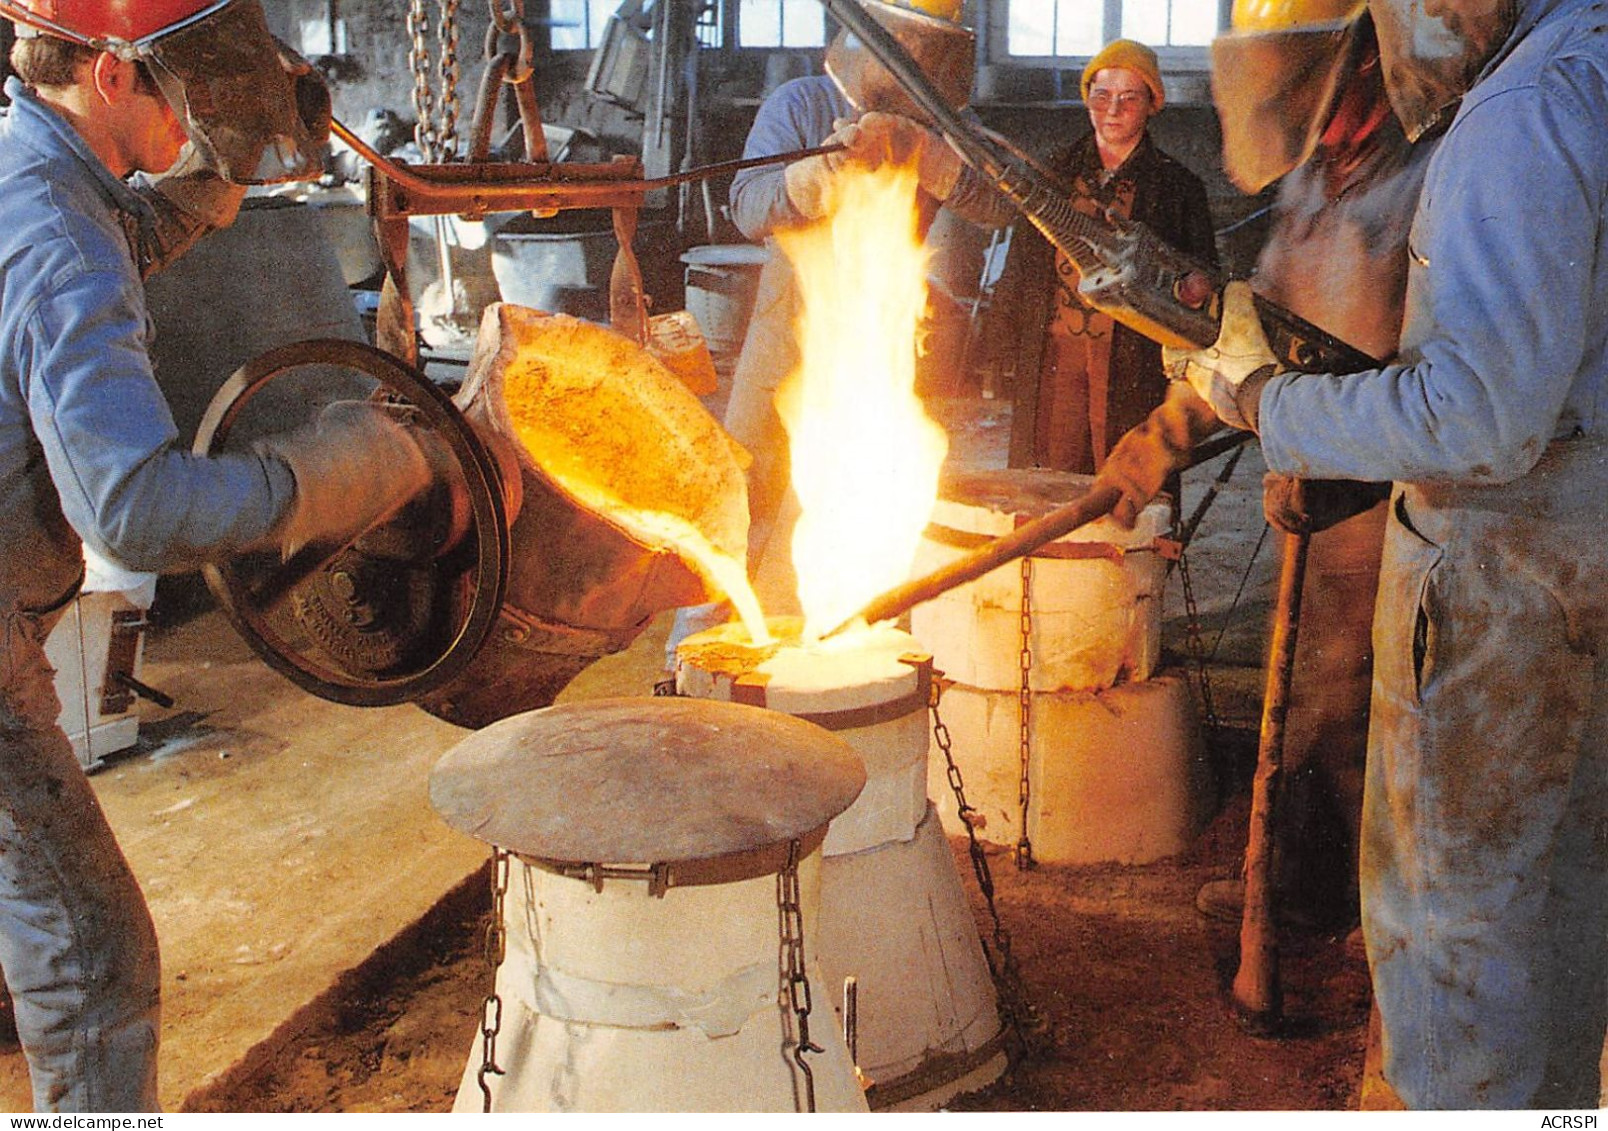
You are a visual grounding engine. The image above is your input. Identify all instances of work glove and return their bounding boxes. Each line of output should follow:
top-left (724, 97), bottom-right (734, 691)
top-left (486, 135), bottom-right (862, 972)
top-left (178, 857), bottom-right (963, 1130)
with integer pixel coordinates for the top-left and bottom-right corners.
top-left (1162, 280), bottom-right (1280, 432)
top-left (836, 111), bottom-right (963, 201)
top-left (1262, 473), bottom-right (1390, 536)
top-left (260, 402), bottom-right (469, 561)
top-left (783, 132), bottom-right (852, 221)
top-left (1094, 382), bottom-right (1223, 528)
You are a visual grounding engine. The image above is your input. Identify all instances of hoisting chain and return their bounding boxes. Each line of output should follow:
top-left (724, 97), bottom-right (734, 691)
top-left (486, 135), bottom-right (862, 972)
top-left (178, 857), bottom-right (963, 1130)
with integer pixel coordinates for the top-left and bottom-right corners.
top-left (778, 839), bottom-right (821, 1112)
top-left (930, 677), bottom-right (1041, 1058)
top-left (407, 0), bottom-right (438, 158)
top-left (437, 0), bottom-right (463, 158)
top-left (1015, 555), bottom-right (1035, 870)
top-left (476, 848), bottom-right (511, 1112)
top-left (1177, 547), bottom-right (1219, 736)
top-left (1169, 443), bottom-right (1246, 736)
top-left (486, 0), bottom-right (533, 83)
top-left (408, 0), bottom-right (463, 161)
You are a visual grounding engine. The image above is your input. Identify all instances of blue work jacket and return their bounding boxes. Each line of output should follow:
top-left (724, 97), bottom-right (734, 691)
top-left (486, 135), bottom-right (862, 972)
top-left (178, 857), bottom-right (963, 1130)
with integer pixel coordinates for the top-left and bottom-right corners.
top-left (1258, 0), bottom-right (1608, 485)
top-left (0, 78), bottom-right (294, 612)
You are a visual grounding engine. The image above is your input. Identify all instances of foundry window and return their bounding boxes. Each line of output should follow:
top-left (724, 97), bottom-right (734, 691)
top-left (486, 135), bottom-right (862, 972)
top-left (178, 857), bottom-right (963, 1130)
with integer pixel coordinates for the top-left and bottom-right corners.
top-left (738, 0), bottom-right (826, 47)
top-left (696, 1), bottom-right (724, 48)
top-left (550, 0), bottom-right (615, 49)
top-left (998, 0), bottom-right (1226, 58)
top-left (552, 1), bottom-right (726, 50)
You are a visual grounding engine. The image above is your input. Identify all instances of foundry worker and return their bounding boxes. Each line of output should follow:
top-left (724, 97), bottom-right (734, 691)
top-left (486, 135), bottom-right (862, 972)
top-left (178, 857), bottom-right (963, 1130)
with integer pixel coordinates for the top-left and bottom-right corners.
top-left (1168, 0), bottom-right (1608, 1108)
top-left (0, 0), bottom-right (452, 1110)
top-left (1174, 0), bottom-right (1438, 941)
top-left (664, 0), bottom-right (1011, 667)
top-left (1004, 39), bottom-right (1218, 478)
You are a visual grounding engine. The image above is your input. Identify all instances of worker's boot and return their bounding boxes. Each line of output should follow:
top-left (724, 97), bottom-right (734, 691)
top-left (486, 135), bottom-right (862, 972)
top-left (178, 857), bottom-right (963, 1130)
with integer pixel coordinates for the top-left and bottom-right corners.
top-left (1193, 877), bottom-right (1322, 932)
top-left (1358, 1003), bottom-right (1407, 1109)
top-left (1195, 763), bottom-right (1355, 933)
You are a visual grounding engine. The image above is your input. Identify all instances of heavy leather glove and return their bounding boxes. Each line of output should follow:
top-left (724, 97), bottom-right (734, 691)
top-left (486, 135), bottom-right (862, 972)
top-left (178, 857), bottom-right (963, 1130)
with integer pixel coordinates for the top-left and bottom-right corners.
top-left (1095, 383), bottom-right (1222, 528)
top-left (1162, 280), bottom-right (1279, 432)
top-left (1262, 473), bottom-right (1391, 536)
top-left (837, 111), bottom-right (963, 201)
top-left (260, 402), bottom-right (466, 560)
top-left (784, 123), bottom-right (854, 221)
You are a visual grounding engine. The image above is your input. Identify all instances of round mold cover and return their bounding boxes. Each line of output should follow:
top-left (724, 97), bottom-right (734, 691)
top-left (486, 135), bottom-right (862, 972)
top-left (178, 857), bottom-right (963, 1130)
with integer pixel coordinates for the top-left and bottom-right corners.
top-left (429, 697), bottom-right (867, 863)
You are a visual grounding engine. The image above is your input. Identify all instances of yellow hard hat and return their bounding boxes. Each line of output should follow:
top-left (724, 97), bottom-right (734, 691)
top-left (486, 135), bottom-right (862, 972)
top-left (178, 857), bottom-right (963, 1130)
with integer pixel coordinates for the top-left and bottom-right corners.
top-left (891, 0), bottom-right (963, 21)
top-left (1230, 0), bottom-right (1364, 33)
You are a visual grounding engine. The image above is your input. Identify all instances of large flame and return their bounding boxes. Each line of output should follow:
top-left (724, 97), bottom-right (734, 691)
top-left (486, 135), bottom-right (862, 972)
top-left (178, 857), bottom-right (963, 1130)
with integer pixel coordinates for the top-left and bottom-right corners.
top-left (775, 163), bottom-right (949, 639)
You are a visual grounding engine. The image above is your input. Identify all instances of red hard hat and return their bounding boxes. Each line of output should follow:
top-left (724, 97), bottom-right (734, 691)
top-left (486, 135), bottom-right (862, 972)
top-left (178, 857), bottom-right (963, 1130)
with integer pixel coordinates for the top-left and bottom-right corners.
top-left (0, 0), bottom-right (229, 48)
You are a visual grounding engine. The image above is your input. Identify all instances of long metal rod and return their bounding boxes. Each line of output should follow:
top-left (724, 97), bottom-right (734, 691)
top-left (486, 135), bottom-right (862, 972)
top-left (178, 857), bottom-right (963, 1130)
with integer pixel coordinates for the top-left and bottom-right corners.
top-left (825, 483), bottom-right (1124, 637)
top-left (331, 116), bottom-right (841, 207)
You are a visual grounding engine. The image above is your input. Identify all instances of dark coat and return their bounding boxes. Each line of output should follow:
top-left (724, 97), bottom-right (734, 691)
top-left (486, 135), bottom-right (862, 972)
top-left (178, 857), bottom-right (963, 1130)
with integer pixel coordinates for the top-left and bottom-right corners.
top-left (1003, 131), bottom-right (1218, 469)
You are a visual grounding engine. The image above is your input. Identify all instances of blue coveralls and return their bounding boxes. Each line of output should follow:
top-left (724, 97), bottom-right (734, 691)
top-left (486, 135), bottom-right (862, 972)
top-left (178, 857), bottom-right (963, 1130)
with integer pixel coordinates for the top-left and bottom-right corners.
top-left (0, 78), bottom-right (296, 1111)
top-left (1256, 0), bottom-right (1608, 1107)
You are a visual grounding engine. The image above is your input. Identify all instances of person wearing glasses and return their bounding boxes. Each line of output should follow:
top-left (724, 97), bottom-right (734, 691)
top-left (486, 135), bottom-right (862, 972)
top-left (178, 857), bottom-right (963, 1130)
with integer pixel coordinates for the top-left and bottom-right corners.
top-left (1005, 39), bottom-right (1219, 479)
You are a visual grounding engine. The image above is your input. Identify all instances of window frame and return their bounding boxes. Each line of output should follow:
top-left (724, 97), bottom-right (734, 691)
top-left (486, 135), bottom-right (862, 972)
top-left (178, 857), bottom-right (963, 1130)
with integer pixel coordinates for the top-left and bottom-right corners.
top-left (546, 0), bottom-right (617, 52)
top-left (545, 0), bottom-right (819, 55)
top-left (734, 0), bottom-right (828, 49)
top-left (984, 0), bottom-right (1230, 68)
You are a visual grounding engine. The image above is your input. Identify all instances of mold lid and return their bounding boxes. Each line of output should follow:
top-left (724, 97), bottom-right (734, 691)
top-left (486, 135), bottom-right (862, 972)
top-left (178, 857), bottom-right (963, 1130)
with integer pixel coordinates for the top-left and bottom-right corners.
top-left (429, 697), bottom-right (866, 864)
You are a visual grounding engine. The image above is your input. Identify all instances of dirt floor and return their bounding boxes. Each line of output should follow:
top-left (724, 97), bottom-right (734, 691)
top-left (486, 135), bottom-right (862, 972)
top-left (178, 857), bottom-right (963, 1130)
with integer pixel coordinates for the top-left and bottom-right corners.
top-left (178, 717), bottom-right (1371, 1113)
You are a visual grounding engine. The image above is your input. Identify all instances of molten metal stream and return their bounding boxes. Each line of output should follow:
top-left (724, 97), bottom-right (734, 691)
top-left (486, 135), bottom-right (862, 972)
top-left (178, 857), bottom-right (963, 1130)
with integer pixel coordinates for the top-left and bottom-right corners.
top-left (525, 475), bottom-right (774, 648)
top-left (595, 507), bottom-right (773, 647)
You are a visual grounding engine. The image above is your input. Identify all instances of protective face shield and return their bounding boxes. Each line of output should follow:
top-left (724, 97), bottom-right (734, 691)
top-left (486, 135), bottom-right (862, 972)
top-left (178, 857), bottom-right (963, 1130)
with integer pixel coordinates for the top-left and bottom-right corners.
top-left (0, 0), bottom-right (329, 184)
top-left (1368, 0), bottom-right (1520, 140)
top-left (823, 0), bottom-right (975, 121)
top-left (1211, 0), bottom-right (1368, 191)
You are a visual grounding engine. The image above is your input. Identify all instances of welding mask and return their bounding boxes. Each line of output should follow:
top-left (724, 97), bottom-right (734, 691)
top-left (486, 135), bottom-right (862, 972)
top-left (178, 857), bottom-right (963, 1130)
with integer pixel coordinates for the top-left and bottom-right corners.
top-left (824, 0), bottom-right (975, 120)
top-left (1368, 0), bottom-right (1520, 140)
top-left (0, 0), bottom-right (329, 183)
top-left (1211, 0), bottom-right (1368, 191)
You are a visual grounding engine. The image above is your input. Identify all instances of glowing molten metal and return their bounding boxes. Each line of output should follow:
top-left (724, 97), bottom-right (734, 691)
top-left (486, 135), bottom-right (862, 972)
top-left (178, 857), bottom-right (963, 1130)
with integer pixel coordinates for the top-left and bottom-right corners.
top-left (482, 306), bottom-right (772, 645)
top-left (775, 163), bottom-right (949, 640)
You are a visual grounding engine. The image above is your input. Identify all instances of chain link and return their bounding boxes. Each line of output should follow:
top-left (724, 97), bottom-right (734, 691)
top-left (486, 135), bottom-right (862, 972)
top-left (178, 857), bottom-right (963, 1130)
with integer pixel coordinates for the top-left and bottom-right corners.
top-left (436, 0), bottom-right (463, 159)
top-left (489, 0), bottom-right (525, 34)
top-left (1177, 546), bottom-right (1220, 736)
top-left (930, 677), bottom-right (1041, 1058)
top-left (1015, 556), bottom-right (1035, 870)
top-left (476, 849), bottom-right (511, 1112)
top-left (778, 840), bottom-right (821, 1112)
top-left (408, 0), bottom-right (439, 159)
top-left (483, 16), bottom-right (535, 84)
